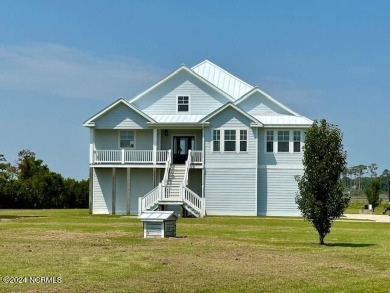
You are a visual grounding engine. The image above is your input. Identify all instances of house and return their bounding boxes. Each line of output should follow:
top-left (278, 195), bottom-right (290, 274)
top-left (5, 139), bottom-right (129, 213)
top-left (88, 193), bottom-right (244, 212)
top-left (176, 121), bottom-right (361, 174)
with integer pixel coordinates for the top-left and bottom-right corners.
top-left (83, 60), bottom-right (313, 217)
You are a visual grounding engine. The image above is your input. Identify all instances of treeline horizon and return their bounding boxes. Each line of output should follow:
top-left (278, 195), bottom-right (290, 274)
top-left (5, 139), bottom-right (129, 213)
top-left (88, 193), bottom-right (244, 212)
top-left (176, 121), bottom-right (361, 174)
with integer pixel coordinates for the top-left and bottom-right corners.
top-left (0, 150), bottom-right (88, 209)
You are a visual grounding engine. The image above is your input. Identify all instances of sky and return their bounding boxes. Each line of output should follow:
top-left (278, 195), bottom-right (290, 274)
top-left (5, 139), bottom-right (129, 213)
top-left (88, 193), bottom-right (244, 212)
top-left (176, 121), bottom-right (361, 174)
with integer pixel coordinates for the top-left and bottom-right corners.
top-left (1, 0), bottom-right (389, 179)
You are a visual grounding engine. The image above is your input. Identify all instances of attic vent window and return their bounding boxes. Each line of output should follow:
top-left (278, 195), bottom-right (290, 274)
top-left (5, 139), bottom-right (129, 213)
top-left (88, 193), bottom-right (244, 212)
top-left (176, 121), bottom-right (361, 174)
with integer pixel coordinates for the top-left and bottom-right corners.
top-left (177, 96), bottom-right (189, 112)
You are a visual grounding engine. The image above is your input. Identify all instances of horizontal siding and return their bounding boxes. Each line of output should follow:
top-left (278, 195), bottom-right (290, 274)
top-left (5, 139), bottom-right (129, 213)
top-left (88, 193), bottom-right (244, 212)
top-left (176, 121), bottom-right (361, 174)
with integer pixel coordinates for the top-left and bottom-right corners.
top-left (134, 71), bottom-right (228, 115)
top-left (258, 129), bottom-right (304, 166)
top-left (95, 130), bottom-right (153, 150)
top-left (161, 129), bottom-right (202, 151)
top-left (205, 168), bottom-right (256, 216)
top-left (238, 91), bottom-right (291, 116)
top-left (94, 103), bottom-right (149, 129)
top-left (205, 107), bottom-right (257, 168)
top-left (93, 168), bottom-right (112, 214)
top-left (92, 168), bottom-right (154, 215)
top-left (258, 167), bottom-right (303, 216)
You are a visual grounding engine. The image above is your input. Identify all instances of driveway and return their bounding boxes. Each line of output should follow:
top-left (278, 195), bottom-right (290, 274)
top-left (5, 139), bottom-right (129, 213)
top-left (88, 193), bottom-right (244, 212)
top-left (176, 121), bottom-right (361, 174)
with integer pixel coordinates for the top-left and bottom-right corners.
top-left (342, 214), bottom-right (390, 223)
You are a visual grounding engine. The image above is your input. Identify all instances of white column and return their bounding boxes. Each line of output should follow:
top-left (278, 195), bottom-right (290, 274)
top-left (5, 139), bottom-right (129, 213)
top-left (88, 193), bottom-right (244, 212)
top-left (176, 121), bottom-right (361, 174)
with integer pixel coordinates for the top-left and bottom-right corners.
top-left (89, 128), bottom-right (95, 164)
top-left (152, 128), bottom-right (157, 164)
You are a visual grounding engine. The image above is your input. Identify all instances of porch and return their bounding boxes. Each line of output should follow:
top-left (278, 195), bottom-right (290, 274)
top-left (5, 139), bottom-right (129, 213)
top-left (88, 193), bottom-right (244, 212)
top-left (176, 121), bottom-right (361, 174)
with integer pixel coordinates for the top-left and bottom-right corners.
top-left (91, 149), bottom-right (203, 166)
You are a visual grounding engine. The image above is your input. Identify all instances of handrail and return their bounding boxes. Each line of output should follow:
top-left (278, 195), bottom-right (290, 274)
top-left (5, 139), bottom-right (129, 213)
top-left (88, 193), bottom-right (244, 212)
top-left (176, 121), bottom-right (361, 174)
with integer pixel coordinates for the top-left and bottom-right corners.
top-left (182, 185), bottom-right (205, 217)
top-left (191, 150), bottom-right (203, 164)
top-left (183, 150), bottom-right (192, 186)
top-left (138, 184), bottom-right (161, 215)
top-left (162, 149), bottom-right (171, 186)
top-left (93, 149), bottom-right (170, 164)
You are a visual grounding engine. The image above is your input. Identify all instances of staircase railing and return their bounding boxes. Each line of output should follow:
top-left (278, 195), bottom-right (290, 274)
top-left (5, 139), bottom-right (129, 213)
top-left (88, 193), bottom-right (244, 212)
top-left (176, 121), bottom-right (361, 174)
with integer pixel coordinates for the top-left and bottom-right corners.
top-left (162, 149), bottom-right (172, 186)
top-left (183, 150), bottom-right (192, 186)
top-left (182, 185), bottom-right (205, 217)
top-left (138, 184), bottom-right (161, 215)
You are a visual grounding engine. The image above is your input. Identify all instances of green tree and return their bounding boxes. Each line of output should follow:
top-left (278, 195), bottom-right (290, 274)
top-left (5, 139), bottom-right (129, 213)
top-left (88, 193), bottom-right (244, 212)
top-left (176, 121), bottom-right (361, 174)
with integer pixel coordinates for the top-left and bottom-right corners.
top-left (365, 178), bottom-right (381, 211)
top-left (295, 119), bottom-right (349, 245)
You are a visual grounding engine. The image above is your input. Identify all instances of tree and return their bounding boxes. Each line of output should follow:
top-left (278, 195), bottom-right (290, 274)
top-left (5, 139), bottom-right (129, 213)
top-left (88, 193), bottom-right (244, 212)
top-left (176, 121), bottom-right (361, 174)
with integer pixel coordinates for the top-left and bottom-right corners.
top-left (365, 178), bottom-right (381, 211)
top-left (295, 119), bottom-right (349, 245)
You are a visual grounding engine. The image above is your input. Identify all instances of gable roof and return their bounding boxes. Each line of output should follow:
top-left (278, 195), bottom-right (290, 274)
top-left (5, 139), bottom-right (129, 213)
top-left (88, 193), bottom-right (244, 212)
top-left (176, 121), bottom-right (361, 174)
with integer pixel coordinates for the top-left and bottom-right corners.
top-left (199, 102), bottom-right (263, 126)
top-left (83, 98), bottom-right (156, 127)
top-left (130, 65), bottom-right (235, 104)
top-left (192, 60), bottom-right (254, 100)
top-left (234, 87), bottom-right (300, 116)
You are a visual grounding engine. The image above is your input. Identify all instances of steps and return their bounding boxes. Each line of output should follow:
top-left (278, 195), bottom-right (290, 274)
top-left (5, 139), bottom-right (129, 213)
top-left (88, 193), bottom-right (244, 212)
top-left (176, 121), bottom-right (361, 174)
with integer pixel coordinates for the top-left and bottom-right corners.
top-left (166, 165), bottom-right (186, 188)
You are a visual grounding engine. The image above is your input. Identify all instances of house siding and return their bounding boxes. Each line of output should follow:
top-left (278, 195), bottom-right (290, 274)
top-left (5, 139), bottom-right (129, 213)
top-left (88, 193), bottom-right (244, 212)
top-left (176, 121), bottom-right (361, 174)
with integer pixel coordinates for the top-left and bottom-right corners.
top-left (94, 103), bottom-right (149, 129)
top-left (204, 107), bottom-right (257, 216)
top-left (133, 72), bottom-right (229, 115)
top-left (257, 128), bottom-right (304, 216)
top-left (95, 129), bottom-right (153, 150)
top-left (93, 168), bottom-right (154, 215)
top-left (161, 129), bottom-right (202, 151)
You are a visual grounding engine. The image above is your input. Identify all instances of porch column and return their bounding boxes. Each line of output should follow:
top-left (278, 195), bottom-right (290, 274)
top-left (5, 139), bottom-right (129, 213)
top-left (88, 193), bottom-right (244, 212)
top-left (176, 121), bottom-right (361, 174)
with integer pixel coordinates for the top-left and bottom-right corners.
top-left (202, 125), bottom-right (205, 198)
top-left (89, 128), bottom-right (95, 164)
top-left (126, 168), bottom-right (131, 215)
top-left (152, 128), bottom-right (157, 164)
top-left (112, 168), bottom-right (116, 215)
top-left (89, 167), bottom-right (93, 214)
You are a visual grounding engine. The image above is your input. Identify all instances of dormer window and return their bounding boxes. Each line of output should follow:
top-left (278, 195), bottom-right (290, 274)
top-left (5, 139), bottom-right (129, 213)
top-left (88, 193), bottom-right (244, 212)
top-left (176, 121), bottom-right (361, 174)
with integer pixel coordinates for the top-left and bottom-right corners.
top-left (177, 96), bottom-right (189, 112)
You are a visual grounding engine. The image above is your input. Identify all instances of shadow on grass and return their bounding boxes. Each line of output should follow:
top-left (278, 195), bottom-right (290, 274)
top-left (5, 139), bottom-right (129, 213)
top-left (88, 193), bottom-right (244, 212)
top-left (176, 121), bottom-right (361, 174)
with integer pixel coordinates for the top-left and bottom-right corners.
top-left (324, 243), bottom-right (375, 248)
top-left (0, 215), bottom-right (47, 220)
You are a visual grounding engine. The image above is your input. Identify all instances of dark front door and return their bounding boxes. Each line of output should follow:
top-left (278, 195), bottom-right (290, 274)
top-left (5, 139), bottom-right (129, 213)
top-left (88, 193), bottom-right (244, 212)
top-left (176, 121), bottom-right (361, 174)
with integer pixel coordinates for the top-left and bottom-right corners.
top-left (173, 136), bottom-right (194, 164)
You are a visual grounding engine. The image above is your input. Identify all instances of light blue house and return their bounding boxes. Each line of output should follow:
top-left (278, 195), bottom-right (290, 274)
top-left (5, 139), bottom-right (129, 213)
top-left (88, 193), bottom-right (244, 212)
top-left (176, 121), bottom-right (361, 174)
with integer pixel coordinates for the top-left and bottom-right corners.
top-left (83, 60), bottom-right (312, 217)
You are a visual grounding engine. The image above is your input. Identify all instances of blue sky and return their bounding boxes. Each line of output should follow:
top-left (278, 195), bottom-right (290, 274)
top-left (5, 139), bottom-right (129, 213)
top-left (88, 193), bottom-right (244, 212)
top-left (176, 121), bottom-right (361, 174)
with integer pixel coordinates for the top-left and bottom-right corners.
top-left (1, 0), bottom-right (389, 179)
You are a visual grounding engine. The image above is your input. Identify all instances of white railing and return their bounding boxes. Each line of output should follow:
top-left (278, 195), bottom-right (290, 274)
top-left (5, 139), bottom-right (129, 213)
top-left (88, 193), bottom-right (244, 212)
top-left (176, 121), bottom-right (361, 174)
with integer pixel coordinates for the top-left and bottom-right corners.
top-left (182, 185), bottom-right (205, 217)
top-left (183, 150), bottom-right (192, 186)
top-left (138, 183), bottom-right (205, 217)
top-left (138, 184), bottom-right (161, 215)
top-left (191, 151), bottom-right (203, 164)
top-left (93, 149), bottom-right (170, 164)
top-left (162, 150), bottom-right (172, 186)
top-left (94, 150), bottom-right (122, 163)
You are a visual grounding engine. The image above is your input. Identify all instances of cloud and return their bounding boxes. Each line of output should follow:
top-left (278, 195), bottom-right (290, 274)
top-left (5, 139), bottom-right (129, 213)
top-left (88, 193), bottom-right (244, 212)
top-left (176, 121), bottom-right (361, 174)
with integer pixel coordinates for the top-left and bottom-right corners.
top-left (0, 42), bottom-right (164, 100)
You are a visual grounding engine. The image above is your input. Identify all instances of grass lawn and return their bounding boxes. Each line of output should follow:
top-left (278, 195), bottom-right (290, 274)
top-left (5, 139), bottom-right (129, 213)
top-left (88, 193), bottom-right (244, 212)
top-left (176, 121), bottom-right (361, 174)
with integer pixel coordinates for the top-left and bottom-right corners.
top-left (0, 209), bottom-right (389, 293)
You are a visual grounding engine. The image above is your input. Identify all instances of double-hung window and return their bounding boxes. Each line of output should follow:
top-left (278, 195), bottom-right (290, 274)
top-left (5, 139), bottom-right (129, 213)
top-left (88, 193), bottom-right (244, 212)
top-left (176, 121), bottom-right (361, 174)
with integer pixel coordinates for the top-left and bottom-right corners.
top-left (224, 130), bottom-right (236, 152)
top-left (278, 131), bottom-right (289, 152)
top-left (266, 131), bottom-right (274, 152)
top-left (213, 130), bottom-right (220, 152)
top-left (293, 131), bottom-right (301, 153)
top-left (120, 131), bottom-right (135, 148)
top-left (240, 130), bottom-right (247, 152)
top-left (177, 96), bottom-right (189, 112)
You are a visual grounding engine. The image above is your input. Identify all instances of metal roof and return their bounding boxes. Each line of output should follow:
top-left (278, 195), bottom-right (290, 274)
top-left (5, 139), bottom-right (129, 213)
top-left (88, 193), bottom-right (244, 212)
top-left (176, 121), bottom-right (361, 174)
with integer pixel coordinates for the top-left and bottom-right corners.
top-left (192, 60), bottom-right (254, 100)
top-left (139, 211), bottom-right (178, 221)
top-left (150, 114), bottom-right (206, 123)
top-left (254, 115), bottom-right (313, 126)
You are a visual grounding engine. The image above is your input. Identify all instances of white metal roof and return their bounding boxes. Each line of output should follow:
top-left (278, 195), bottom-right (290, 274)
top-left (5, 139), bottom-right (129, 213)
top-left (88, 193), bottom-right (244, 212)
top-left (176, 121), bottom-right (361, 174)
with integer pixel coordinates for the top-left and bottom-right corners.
top-left (150, 114), bottom-right (206, 123)
top-left (139, 211), bottom-right (178, 221)
top-left (192, 60), bottom-right (254, 100)
top-left (254, 115), bottom-right (313, 126)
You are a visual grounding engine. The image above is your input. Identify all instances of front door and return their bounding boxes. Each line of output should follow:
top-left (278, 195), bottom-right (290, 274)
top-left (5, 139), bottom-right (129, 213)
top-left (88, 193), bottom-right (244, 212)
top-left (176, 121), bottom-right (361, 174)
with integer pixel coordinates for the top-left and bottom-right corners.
top-left (173, 136), bottom-right (194, 164)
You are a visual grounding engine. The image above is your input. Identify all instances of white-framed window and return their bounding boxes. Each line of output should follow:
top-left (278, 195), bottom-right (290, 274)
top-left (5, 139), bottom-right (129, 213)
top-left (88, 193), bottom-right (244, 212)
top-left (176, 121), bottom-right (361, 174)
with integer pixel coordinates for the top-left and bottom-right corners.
top-left (224, 130), bottom-right (236, 152)
top-left (293, 131), bottom-right (301, 153)
top-left (266, 130), bottom-right (274, 153)
top-left (240, 130), bottom-right (247, 152)
top-left (177, 96), bottom-right (189, 112)
top-left (119, 130), bottom-right (135, 149)
top-left (265, 130), bottom-right (303, 153)
top-left (277, 131), bottom-right (289, 152)
top-left (213, 129), bottom-right (220, 152)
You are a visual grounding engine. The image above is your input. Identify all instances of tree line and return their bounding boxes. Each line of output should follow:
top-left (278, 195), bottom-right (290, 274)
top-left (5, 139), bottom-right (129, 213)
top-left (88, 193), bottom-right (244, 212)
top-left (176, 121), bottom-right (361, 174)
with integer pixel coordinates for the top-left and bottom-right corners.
top-left (0, 150), bottom-right (88, 209)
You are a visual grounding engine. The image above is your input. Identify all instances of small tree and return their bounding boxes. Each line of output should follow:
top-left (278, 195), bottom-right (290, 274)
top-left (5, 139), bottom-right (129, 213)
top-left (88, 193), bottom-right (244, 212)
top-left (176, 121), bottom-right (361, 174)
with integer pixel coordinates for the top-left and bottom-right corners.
top-left (295, 119), bottom-right (349, 245)
top-left (365, 178), bottom-right (381, 211)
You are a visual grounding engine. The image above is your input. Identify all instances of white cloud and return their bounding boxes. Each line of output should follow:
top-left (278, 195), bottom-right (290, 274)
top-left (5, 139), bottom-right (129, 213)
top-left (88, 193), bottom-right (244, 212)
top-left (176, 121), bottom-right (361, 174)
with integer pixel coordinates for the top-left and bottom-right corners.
top-left (0, 42), bottom-right (164, 100)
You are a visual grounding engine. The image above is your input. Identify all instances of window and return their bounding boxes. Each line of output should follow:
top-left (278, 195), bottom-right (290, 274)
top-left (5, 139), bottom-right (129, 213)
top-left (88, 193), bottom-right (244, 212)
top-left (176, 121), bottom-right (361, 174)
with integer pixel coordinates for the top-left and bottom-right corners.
top-left (119, 131), bottom-right (135, 148)
top-left (266, 131), bottom-right (274, 152)
top-left (278, 131), bottom-right (289, 152)
top-left (213, 130), bottom-right (220, 152)
top-left (224, 130), bottom-right (236, 151)
top-left (293, 131), bottom-right (301, 152)
top-left (240, 130), bottom-right (247, 151)
top-left (177, 96), bottom-right (189, 112)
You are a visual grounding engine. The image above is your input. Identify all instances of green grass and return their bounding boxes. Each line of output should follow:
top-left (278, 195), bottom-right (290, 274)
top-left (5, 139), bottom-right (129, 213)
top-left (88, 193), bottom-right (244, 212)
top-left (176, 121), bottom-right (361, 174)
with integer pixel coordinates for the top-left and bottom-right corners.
top-left (0, 209), bottom-right (389, 292)
top-left (346, 201), bottom-right (389, 214)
